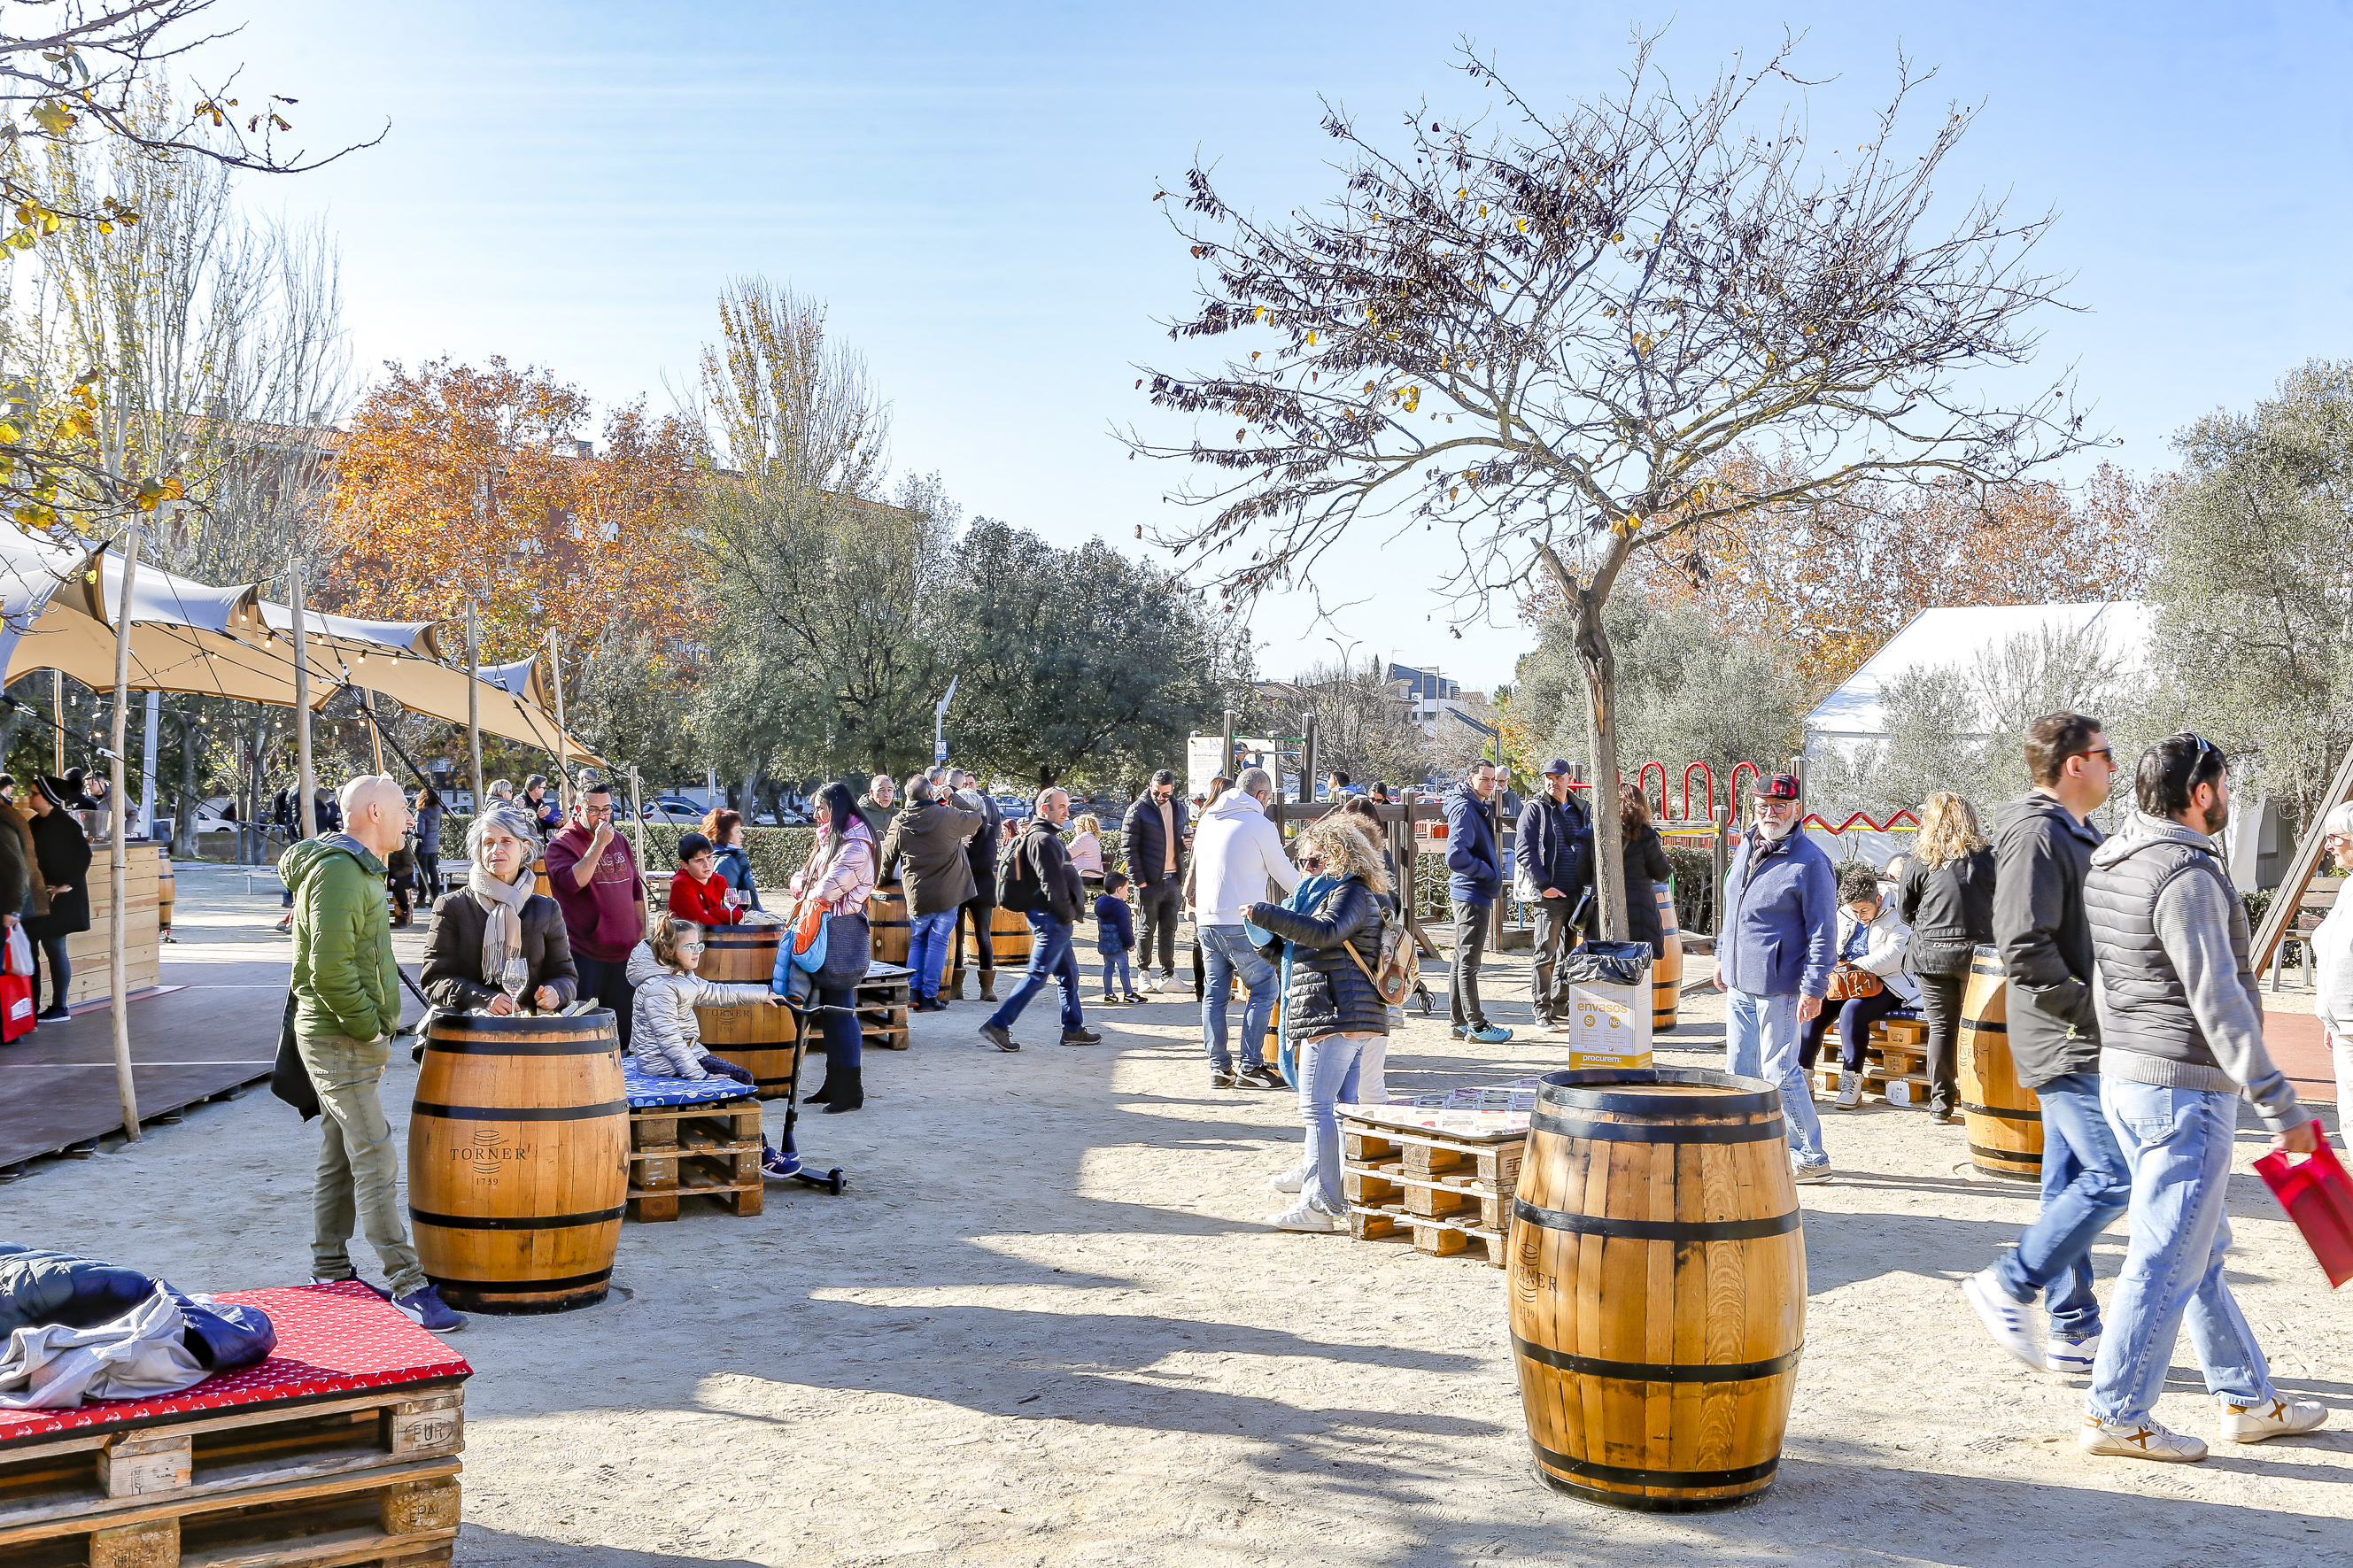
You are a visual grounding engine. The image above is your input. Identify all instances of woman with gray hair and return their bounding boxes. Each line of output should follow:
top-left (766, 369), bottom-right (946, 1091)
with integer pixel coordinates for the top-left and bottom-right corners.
top-left (2312, 799), bottom-right (2353, 1151)
top-left (421, 805), bottom-right (579, 1015)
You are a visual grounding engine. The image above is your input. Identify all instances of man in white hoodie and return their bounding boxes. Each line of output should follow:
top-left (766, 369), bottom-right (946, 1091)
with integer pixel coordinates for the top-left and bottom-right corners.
top-left (1188, 768), bottom-right (1300, 1089)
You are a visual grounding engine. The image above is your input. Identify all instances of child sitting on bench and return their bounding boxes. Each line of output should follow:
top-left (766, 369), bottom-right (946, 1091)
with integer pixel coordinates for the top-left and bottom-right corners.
top-left (626, 914), bottom-right (801, 1178)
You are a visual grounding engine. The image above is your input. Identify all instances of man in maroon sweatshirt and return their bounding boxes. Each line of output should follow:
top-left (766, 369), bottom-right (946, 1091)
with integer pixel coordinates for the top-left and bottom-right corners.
top-left (543, 779), bottom-right (646, 1045)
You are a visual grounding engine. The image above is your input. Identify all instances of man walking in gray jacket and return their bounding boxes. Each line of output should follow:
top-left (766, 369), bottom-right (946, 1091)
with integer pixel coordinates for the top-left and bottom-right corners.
top-left (1965, 713), bottom-right (2130, 1379)
top-left (2073, 734), bottom-right (2325, 1462)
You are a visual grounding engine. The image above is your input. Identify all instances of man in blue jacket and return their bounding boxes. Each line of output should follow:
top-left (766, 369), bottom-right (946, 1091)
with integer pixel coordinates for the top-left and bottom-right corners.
top-left (1444, 760), bottom-right (1513, 1044)
top-left (1517, 758), bottom-right (1594, 1030)
top-left (1714, 772), bottom-right (1838, 1181)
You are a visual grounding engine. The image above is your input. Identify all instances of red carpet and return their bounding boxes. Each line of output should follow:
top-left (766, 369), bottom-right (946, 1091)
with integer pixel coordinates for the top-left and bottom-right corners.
top-left (2263, 1010), bottom-right (2335, 1102)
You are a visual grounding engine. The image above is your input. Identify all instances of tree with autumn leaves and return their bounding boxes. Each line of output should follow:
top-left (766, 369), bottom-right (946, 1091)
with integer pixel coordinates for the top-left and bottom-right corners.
top-left (322, 357), bottom-right (703, 660)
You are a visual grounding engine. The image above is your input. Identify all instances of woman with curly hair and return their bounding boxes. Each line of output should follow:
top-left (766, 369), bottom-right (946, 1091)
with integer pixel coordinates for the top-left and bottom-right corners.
top-left (1898, 792), bottom-right (1997, 1123)
top-left (1249, 815), bottom-right (1393, 1232)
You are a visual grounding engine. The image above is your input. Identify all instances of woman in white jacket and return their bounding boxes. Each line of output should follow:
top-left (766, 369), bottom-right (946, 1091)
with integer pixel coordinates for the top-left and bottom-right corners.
top-left (2310, 801), bottom-right (2353, 1152)
top-left (626, 915), bottom-right (801, 1178)
top-left (1800, 862), bottom-right (1922, 1108)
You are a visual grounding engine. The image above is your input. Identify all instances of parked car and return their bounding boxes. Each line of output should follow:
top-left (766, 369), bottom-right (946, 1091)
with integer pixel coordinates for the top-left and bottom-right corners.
top-left (639, 795), bottom-right (703, 823)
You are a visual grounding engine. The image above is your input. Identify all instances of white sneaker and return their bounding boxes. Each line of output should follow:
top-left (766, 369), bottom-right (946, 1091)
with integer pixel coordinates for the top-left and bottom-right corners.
top-left (1140, 972), bottom-right (1161, 993)
top-left (1266, 1198), bottom-right (1340, 1232)
top-left (2046, 1332), bottom-right (2100, 1380)
top-left (1791, 1162), bottom-right (1832, 1185)
top-left (1961, 1268), bottom-right (2043, 1371)
top-left (2218, 1393), bottom-right (2328, 1443)
top-left (1267, 1162), bottom-right (1307, 1194)
top-left (2079, 1416), bottom-right (2206, 1463)
top-left (1835, 1076), bottom-right (1863, 1108)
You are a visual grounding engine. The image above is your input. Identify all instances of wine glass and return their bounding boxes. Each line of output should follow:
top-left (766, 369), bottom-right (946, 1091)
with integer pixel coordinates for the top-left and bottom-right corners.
top-left (723, 887), bottom-right (742, 915)
top-left (501, 955), bottom-right (530, 1014)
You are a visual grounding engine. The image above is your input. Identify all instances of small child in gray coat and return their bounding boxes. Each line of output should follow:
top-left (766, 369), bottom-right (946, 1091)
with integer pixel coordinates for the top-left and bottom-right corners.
top-left (624, 915), bottom-right (801, 1178)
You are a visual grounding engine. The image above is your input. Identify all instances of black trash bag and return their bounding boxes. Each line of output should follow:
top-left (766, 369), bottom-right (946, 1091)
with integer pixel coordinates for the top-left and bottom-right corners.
top-left (1560, 941), bottom-right (1653, 987)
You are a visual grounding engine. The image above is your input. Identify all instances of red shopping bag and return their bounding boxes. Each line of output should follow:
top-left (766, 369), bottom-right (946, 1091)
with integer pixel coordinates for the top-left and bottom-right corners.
top-left (0, 972), bottom-right (33, 1042)
top-left (2254, 1139), bottom-right (2353, 1289)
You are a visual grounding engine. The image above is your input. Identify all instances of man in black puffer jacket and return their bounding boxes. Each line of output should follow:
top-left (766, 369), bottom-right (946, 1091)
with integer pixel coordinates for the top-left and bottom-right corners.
top-left (1247, 817), bottom-right (1390, 1235)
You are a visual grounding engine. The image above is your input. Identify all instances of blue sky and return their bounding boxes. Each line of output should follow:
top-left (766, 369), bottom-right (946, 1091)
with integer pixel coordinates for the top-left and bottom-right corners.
top-left (189, 2), bottom-right (2353, 693)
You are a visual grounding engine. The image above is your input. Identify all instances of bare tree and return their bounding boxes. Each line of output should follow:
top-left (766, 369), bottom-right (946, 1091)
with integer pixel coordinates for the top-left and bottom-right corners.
top-left (1127, 36), bottom-right (2095, 938)
top-left (0, 3), bottom-right (377, 540)
top-left (1280, 657), bottom-right (1433, 787)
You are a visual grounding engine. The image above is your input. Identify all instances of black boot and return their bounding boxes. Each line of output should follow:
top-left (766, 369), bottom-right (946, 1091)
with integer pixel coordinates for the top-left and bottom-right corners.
top-left (820, 1062), bottom-right (864, 1114)
top-left (805, 1077), bottom-right (832, 1105)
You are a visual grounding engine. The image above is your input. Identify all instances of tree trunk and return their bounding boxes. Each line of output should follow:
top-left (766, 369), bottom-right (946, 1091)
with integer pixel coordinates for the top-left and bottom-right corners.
top-left (172, 715), bottom-right (198, 860)
top-left (1537, 542), bottom-right (1630, 944)
top-left (739, 754), bottom-right (764, 824)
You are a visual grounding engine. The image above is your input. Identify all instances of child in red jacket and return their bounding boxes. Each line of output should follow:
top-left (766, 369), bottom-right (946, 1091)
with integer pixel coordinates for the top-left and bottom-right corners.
top-left (668, 832), bottom-right (743, 927)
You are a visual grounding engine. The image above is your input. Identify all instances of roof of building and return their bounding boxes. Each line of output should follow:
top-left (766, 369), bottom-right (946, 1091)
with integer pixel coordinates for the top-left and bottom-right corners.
top-left (1803, 600), bottom-right (2156, 738)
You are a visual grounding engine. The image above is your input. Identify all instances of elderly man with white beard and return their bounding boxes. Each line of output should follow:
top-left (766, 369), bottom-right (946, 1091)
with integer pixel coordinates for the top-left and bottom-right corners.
top-left (1713, 772), bottom-right (1840, 1182)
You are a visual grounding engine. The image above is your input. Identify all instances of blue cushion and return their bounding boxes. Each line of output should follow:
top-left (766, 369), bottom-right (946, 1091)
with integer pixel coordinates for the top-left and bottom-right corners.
top-left (1885, 1006), bottom-right (1922, 1021)
top-left (623, 1063), bottom-right (753, 1108)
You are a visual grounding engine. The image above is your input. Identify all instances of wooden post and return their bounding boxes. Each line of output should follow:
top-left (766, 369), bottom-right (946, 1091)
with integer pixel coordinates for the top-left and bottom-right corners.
top-left (1299, 711), bottom-right (1317, 815)
top-left (1711, 804), bottom-right (1730, 935)
top-left (2251, 740), bottom-right (2353, 975)
top-left (367, 691), bottom-right (384, 776)
top-left (290, 560), bottom-right (315, 839)
top-left (466, 602), bottom-right (483, 815)
top-left (108, 533), bottom-right (141, 1141)
top-left (629, 764), bottom-right (651, 923)
top-left (546, 630), bottom-right (569, 811)
top-left (1220, 711), bottom-right (1235, 785)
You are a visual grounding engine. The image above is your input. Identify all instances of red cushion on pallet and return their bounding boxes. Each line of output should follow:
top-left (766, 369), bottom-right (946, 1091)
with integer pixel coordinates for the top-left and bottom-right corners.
top-left (0, 1279), bottom-right (472, 1447)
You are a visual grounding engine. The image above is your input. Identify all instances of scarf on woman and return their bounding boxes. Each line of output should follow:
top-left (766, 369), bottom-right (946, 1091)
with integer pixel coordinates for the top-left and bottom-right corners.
top-left (468, 857), bottom-right (535, 986)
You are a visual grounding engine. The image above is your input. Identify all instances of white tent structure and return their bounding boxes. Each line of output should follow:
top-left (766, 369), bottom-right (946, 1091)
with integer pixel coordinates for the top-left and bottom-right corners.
top-left (1801, 601), bottom-right (2156, 756)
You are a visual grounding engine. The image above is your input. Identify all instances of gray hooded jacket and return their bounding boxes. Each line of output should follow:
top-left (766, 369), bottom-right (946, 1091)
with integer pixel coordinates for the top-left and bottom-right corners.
top-left (2084, 810), bottom-right (2310, 1133)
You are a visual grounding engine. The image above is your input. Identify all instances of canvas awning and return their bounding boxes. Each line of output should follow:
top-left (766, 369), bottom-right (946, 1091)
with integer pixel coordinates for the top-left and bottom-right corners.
top-left (0, 533), bottom-right (600, 763)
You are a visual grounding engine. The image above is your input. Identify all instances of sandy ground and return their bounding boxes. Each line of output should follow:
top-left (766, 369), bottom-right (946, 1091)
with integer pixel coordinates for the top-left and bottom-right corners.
top-left (12, 863), bottom-right (2353, 1567)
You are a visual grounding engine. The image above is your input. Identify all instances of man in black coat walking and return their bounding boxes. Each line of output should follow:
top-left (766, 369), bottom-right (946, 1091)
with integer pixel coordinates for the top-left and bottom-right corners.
top-left (1516, 759), bottom-right (1594, 1031)
top-left (1121, 769), bottom-right (1189, 993)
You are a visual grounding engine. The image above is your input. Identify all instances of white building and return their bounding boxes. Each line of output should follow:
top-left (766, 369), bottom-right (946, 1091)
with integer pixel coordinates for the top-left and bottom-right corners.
top-left (1800, 600), bottom-right (2287, 891)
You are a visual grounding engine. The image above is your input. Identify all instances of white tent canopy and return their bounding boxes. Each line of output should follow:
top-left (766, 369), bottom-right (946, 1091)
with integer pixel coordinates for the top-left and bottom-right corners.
top-left (0, 530), bottom-right (600, 761)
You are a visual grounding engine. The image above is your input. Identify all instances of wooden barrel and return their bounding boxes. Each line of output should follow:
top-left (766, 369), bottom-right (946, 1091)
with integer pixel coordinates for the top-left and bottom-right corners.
top-left (1652, 881), bottom-right (1682, 1032)
top-left (157, 854), bottom-right (174, 937)
top-left (1511, 1067), bottom-right (1805, 1510)
top-left (408, 1010), bottom-right (629, 1314)
top-left (696, 923), bottom-right (800, 1099)
top-left (869, 886), bottom-right (911, 963)
top-left (1959, 945), bottom-right (2041, 1179)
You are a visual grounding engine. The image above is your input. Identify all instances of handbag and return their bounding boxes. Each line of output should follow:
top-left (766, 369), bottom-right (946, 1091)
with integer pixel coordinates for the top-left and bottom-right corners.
top-left (1824, 967), bottom-right (1885, 1001)
top-left (1341, 929), bottom-right (1412, 1008)
top-left (3, 924), bottom-right (32, 977)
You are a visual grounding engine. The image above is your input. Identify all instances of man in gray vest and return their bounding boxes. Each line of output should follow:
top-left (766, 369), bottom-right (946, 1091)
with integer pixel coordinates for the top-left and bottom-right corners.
top-left (2074, 733), bottom-right (2324, 1462)
top-left (1965, 712), bottom-right (2129, 1379)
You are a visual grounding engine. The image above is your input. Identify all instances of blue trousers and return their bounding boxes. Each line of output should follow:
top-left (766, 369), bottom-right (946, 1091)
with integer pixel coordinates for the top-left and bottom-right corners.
top-left (1992, 1074), bottom-right (2130, 1339)
top-left (2088, 1081), bottom-right (2276, 1425)
top-left (987, 911), bottom-right (1084, 1031)
top-left (1101, 948), bottom-right (1133, 994)
top-left (1199, 925), bottom-right (1277, 1074)
top-left (1726, 988), bottom-right (1825, 1168)
top-left (907, 909), bottom-right (956, 1000)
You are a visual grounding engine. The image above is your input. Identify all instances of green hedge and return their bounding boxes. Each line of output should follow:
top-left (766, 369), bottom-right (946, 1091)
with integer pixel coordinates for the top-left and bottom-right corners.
top-left (438, 812), bottom-right (1134, 897)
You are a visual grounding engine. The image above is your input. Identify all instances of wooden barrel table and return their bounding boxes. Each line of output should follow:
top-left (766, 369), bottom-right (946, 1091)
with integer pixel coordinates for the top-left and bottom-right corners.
top-left (157, 854), bottom-right (174, 939)
top-left (1510, 1067), bottom-right (1806, 1510)
top-left (1959, 944), bottom-right (2041, 1179)
top-left (409, 1009), bottom-right (629, 1314)
top-left (696, 923), bottom-right (801, 1098)
top-left (1651, 881), bottom-right (1683, 1033)
top-left (869, 886), bottom-right (911, 964)
top-left (949, 905), bottom-right (1037, 992)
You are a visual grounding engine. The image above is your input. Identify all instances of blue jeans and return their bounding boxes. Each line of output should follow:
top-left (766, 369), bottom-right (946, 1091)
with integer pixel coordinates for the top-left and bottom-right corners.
top-left (1199, 925), bottom-right (1277, 1074)
top-left (987, 911), bottom-right (1084, 1032)
top-left (1298, 1031), bottom-right (1371, 1212)
top-left (1101, 948), bottom-right (1132, 994)
top-left (1993, 1074), bottom-right (2131, 1338)
top-left (2087, 1080), bottom-right (2275, 1425)
top-left (907, 910), bottom-right (956, 1000)
top-left (1726, 988), bottom-right (1825, 1168)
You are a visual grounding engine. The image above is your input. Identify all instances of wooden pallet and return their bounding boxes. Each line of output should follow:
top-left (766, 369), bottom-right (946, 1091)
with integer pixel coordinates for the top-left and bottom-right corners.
top-left (0, 1381), bottom-right (462, 1567)
top-left (1813, 1020), bottom-right (1931, 1107)
top-left (855, 976), bottom-right (911, 1052)
top-left (628, 1100), bottom-right (763, 1221)
top-left (1349, 1202), bottom-right (1512, 1268)
top-left (1338, 1119), bottom-right (1522, 1270)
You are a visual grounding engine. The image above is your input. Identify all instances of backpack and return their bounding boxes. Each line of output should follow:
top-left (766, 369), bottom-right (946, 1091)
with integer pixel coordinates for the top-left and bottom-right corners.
top-left (997, 829), bottom-right (1045, 912)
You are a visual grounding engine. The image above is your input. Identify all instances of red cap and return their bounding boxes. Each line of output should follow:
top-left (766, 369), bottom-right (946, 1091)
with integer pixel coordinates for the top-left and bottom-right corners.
top-left (1756, 773), bottom-right (1802, 801)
